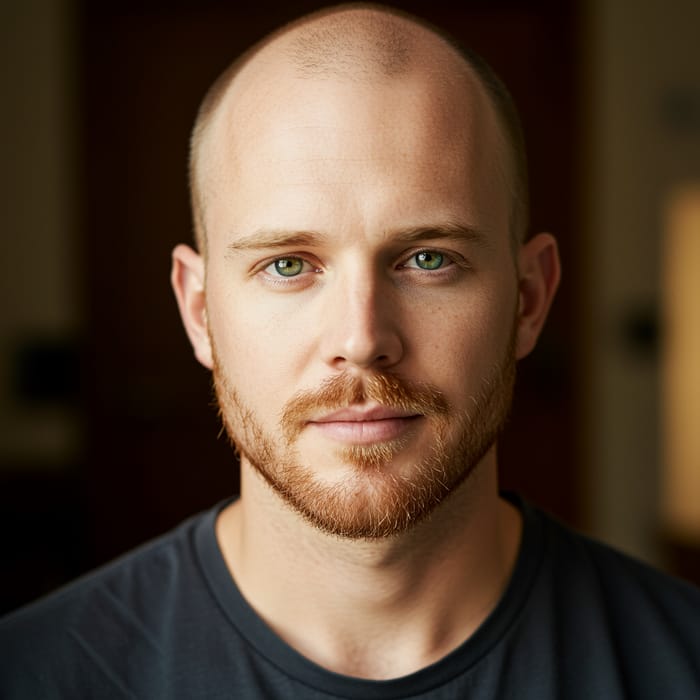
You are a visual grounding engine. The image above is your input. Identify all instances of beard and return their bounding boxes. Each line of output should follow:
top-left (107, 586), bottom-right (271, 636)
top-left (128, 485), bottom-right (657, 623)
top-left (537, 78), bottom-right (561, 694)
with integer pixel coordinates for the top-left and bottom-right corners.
top-left (212, 330), bottom-right (516, 540)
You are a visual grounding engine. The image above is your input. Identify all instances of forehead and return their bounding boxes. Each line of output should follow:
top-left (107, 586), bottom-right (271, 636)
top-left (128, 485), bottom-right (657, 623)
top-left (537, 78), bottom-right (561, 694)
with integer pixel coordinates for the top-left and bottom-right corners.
top-left (197, 34), bottom-right (510, 245)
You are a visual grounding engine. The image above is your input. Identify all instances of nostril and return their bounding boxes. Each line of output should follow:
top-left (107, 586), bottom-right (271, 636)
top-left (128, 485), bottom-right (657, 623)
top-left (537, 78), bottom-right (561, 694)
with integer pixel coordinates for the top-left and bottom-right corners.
top-left (322, 314), bottom-right (404, 370)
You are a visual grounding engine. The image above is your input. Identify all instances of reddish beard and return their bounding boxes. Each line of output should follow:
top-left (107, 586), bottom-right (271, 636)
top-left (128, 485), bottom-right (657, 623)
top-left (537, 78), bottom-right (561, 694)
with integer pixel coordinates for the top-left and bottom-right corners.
top-left (212, 339), bottom-right (516, 539)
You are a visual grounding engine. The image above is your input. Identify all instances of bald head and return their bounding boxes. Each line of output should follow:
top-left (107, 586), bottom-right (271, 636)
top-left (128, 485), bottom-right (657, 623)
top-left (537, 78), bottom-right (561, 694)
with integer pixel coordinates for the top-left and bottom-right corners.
top-left (189, 3), bottom-right (528, 254)
top-left (287, 7), bottom-right (412, 79)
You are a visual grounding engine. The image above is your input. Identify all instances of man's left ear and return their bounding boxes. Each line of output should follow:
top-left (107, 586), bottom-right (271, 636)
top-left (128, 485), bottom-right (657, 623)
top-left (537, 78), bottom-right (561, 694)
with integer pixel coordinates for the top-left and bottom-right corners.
top-left (514, 232), bottom-right (561, 359)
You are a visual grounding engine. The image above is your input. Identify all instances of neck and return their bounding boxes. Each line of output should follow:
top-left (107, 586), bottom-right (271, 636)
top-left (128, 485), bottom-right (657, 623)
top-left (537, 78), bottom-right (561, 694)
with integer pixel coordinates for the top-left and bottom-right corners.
top-left (216, 452), bottom-right (521, 680)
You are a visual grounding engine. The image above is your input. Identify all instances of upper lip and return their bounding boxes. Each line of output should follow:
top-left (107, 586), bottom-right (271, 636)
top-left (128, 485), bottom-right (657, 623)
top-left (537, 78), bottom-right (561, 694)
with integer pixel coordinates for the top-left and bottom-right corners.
top-left (310, 406), bottom-right (419, 423)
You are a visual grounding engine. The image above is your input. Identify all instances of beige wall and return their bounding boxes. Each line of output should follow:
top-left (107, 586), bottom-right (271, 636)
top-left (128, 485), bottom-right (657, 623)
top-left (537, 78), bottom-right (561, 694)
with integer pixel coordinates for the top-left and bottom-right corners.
top-left (582, 0), bottom-right (700, 562)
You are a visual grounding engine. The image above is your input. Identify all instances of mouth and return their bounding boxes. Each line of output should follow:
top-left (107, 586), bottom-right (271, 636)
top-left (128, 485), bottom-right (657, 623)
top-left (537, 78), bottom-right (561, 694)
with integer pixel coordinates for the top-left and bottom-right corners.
top-left (307, 406), bottom-right (422, 445)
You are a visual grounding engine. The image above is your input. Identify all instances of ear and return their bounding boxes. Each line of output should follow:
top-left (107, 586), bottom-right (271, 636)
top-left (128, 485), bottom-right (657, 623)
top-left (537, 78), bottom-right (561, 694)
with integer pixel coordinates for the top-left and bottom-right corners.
top-left (514, 232), bottom-right (561, 359)
top-left (171, 244), bottom-right (213, 369)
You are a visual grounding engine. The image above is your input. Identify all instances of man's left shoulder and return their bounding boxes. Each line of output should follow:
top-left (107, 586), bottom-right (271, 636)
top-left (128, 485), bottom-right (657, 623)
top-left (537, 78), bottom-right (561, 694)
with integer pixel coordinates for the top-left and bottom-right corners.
top-left (542, 508), bottom-right (700, 641)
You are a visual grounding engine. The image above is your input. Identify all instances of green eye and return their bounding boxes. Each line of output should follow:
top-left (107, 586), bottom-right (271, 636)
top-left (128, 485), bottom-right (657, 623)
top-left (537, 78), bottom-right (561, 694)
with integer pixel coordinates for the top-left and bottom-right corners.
top-left (414, 251), bottom-right (444, 270)
top-left (273, 258), bottom-right (304, 277)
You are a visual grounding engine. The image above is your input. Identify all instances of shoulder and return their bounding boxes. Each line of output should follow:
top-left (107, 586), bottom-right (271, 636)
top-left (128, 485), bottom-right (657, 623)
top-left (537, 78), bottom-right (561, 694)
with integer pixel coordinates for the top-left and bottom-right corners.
top-left (504, 502), bottom-right (700, 697)
top-left (529, 505), bottom-right (700, 684)
top-left (2, 507), bottom-right (204, 625)
top-left (540, 507), bottom-right (700, 613)
top-left (0, 506), bottom-right (218, 698)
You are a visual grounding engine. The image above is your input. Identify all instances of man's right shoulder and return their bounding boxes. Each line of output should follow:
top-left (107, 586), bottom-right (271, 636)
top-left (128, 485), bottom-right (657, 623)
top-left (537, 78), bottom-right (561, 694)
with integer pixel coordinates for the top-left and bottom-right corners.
top-left (0, 508), bottom-right (213, 698)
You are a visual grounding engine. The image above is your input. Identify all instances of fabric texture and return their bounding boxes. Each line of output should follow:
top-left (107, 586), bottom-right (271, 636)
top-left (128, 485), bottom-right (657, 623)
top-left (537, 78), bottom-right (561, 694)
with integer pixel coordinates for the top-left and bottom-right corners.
top-left (2, 495), bottom-right (699, 699)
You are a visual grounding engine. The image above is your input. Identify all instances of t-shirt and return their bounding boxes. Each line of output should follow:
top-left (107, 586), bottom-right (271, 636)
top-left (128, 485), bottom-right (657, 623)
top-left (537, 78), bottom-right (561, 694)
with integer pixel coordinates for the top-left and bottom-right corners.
top-left (1, 496), bottom-right (699, 699)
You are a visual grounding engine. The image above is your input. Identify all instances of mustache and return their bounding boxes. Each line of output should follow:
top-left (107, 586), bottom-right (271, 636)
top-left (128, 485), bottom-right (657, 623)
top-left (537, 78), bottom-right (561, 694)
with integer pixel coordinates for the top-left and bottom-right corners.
top-left (280, 372), bottom-right (450, 441)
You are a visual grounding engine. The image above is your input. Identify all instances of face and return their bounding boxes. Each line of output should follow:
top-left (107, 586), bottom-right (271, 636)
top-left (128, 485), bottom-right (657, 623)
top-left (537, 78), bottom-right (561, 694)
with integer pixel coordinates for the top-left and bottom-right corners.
top-left (196, 57), bottom-right (523, 538)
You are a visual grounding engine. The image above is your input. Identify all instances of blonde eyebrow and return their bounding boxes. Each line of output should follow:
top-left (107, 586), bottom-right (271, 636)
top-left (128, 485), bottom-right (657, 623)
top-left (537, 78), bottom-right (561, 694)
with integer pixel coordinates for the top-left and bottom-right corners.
top-left (226, 229), bottom-right (328, 254)
top-left (387, 223), bottom-right (490, 248)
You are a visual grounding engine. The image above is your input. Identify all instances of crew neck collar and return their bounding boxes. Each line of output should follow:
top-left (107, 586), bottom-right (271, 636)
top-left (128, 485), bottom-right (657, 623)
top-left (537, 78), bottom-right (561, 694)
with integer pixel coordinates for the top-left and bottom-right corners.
top-left (195, 493), bottom-right (545, 699)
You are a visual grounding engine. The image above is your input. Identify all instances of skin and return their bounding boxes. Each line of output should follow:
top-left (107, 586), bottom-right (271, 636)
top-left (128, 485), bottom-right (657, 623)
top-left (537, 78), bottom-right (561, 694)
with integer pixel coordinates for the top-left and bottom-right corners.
top-left (172, 9), bottom-right (560, 680)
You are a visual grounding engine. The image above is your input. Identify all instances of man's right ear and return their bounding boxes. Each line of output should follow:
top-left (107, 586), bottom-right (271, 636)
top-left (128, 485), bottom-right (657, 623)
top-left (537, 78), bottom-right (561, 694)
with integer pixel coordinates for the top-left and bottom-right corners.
top-left (171, 244), bottom-right (213, 369)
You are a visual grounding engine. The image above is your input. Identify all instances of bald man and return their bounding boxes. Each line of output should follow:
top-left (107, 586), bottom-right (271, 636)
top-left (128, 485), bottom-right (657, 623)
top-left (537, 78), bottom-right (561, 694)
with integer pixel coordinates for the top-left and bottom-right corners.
top-left (2, 5), bottom-right (699, 698)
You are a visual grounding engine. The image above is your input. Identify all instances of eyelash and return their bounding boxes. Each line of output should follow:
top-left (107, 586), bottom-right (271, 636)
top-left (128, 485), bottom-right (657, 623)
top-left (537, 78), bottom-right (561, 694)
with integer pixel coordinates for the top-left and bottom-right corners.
top-left (262, 256), bottom-right (320, 281)
top-left (258, 248), bottom-right (466, 285)
top-left (399, 249), bottom-right (455, 271)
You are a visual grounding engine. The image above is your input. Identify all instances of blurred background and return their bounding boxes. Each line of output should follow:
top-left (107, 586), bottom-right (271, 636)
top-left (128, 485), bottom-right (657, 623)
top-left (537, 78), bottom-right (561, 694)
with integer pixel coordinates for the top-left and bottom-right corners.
top-left (2, 0), bottom-right (700, 614)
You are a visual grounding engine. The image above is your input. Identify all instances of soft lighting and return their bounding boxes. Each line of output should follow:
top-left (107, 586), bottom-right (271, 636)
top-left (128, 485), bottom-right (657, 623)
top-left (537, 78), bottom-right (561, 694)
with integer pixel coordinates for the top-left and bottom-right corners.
top-left (662, 184), bottom-right (700, 542)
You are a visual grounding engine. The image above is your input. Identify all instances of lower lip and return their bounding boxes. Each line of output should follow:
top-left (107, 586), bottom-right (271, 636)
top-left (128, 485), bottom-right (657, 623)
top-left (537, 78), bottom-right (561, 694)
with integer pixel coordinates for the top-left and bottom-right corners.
top-left (308, 416), bottom-right (420, 444)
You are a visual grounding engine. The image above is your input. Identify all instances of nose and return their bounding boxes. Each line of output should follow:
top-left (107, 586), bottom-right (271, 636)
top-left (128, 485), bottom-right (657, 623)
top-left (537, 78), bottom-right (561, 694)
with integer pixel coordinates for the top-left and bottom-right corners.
top-left (319, 270), bottom-right (404, 371)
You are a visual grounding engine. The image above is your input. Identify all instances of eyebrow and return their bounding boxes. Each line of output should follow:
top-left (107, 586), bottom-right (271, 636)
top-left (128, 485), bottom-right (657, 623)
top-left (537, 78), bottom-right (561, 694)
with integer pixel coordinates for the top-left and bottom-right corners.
top-left (225, 222), bottom-right (489, 255)
top-left (226, 229), bottom-right (328, 254)
top-left (389, 223), bottom-right (490, 248)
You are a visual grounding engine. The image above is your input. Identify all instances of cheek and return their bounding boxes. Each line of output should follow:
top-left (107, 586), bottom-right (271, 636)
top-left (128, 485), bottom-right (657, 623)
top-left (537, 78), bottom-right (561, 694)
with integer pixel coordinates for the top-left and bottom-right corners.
top-left (427, 318), bottom-right (491, 380)
top-left (206, 282), bottom-right (314, 416)
top-left (420, 289), bottom-right (515, 392)
top-left (212, 313), bottom-right (286, 383)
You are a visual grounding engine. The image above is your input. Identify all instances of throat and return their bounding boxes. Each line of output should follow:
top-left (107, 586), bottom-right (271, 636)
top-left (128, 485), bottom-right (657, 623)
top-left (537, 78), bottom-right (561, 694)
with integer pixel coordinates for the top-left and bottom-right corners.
top-left (219, 464), bottom-right (522, 681)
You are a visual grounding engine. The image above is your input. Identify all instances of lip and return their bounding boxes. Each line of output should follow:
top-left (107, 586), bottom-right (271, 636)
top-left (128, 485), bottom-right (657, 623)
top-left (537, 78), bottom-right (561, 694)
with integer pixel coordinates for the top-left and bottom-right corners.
top-left (307, 406), bottom-right (421, 444)
top-left (312, 406), bottom-right (417, 423)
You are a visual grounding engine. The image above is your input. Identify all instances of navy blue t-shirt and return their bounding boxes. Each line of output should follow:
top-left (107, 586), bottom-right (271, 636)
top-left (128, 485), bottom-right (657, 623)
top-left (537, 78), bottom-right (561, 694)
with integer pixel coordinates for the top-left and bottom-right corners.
top-left (2, 496), bottom-right (699, 698)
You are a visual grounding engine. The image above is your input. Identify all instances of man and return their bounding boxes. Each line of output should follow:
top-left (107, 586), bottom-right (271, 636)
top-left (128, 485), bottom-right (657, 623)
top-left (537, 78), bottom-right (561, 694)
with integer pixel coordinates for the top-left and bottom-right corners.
top-left (2, 4), bottom-right (699, 697)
